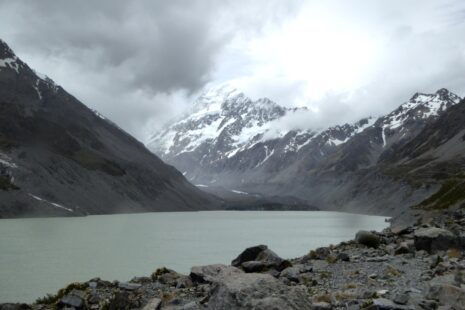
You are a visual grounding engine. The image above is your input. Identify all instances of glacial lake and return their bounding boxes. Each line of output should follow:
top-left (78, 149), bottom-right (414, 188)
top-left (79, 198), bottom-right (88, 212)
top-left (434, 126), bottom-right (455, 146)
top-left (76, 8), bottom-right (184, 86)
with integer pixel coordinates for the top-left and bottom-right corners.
top-left (0, 211), bottom-right (389, 303)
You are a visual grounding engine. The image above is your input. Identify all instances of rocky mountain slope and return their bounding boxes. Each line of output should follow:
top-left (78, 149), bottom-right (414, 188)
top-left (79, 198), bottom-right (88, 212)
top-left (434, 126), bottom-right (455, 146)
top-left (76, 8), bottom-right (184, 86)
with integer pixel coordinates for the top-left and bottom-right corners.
top-left (148, 85), bottom-right (379, 188)
top-left (0, 39), bottom-right (220, 218)
top-left (149, 85), bottom-right (463, 216)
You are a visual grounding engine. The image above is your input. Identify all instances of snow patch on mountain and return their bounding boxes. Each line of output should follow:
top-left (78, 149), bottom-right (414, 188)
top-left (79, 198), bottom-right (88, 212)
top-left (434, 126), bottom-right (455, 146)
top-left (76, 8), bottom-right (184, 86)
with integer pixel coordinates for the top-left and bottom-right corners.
top-left (376, 88), bottom-right (461, 147)
top-left (231, 190), bottom-right (248, 195)
top-left (29, 194), bottom-right (74, 212)
top-left (0, 153), bottom-right (18, 169)
top-left (381, 89), bottom-right (460, 130)
top-left (148, 85), bottom-right (296, 158)
top-left (0, 57), bottom-right (19, 73)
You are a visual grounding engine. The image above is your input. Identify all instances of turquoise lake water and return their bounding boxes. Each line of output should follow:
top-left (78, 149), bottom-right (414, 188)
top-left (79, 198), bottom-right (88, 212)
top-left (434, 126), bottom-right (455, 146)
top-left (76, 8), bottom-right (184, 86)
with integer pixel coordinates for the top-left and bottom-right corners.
top-left (0, 211), bottom-right (389, 302)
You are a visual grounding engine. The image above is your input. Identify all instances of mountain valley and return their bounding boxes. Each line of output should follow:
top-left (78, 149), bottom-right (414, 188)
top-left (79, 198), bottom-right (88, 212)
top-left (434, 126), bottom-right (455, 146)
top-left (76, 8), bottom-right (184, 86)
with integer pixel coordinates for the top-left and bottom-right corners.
top-left (149, 86), bottom-right (465, 216)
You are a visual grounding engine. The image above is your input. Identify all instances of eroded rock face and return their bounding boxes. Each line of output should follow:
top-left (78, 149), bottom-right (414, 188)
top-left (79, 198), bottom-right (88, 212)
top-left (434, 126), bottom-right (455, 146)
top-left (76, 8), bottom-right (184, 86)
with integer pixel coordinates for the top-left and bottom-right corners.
top-left (414, 227), bottom-right (457, 253)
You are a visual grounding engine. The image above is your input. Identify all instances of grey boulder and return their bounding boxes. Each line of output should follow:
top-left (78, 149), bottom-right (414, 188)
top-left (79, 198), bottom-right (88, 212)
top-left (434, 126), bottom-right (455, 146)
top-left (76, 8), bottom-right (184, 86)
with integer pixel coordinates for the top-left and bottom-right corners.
top-left (58, 294), bottom-right (84, 309)
top-left (414, 227), bottom-right (457, 253)
top-left (427, 283), bottom-right (465, 309)
top-left (231, 245), bottom-right (291, 272)
top-left (190, 264), bottom-right (243, 284)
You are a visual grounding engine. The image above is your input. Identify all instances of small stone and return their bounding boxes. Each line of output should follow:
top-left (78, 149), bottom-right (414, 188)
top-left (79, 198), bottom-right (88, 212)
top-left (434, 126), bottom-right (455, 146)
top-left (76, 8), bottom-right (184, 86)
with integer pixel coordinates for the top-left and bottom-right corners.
top-left (118, 282), bottom-right (141, 291)
top-left (360, 290), bottom-right (376, 299)
top-left (454, 270), bottom-right (465, 285)
top-left (418, 299), bottom-right (438, 310)
top-left (312, 301), bottom-right (331, 309)
top-left (376, 289), bottom-right (388, 297)
top-left (179, 301), bottom-right (198, 309)
top-left (393, 293), bottom-right (409, 305)
top-left (407, 287), bottom-right (422, 294)
top-left (176, 275), bottom-right (193, 289)
top-left (347, 304), bottom-right (361, 310)
top-left (141, 297), bottom-right (161, 310)
top-left (337, 252), bottom-right (350, 262)
top-left (367, 298), bottom-right (415, 309)
top-left (88, 293), bottom-right (100, 304)
top-left (394, 242), bottom-right (411, 255)
top-left (59, 294), bottom-right (84, 309)
top-left (366, 256), bottom-right (389, 262)
top-left (279, 266), bottom-right (302, 282)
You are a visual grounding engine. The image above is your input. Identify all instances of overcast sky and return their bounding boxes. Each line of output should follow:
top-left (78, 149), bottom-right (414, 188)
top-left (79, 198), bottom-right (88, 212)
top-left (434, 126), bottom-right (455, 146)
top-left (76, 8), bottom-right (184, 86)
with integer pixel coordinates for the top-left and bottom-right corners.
top-left (1, 0), bottom-right (465, 140)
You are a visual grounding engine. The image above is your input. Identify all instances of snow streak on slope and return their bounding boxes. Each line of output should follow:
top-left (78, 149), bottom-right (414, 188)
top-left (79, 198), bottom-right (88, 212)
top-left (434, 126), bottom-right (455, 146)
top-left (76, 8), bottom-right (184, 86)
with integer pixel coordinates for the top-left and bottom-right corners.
top-left (377, 88), bottom-right (461, 147)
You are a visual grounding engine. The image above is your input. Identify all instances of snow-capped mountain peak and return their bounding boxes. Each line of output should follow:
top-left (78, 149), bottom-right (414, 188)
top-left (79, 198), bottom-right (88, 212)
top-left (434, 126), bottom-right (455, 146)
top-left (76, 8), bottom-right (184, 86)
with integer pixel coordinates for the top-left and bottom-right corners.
top-left (371, 88), bottom-right (461, 148)
top-left (0, 40), bottom-right (61, 100)
top-left (148, 85), bottom-right (293, 158)
top-left (148, 87), bottom-right (462, 187)
top-left (381, 88), bottom-right (461, 130)
top-left (0, 40), bottom-right (22, 74)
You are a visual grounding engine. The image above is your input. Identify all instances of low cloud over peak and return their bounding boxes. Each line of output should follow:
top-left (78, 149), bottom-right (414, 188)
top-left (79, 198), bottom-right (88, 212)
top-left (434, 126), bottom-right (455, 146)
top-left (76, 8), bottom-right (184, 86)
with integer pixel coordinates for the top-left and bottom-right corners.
top-left (1, 0), bottom-right (464, 140)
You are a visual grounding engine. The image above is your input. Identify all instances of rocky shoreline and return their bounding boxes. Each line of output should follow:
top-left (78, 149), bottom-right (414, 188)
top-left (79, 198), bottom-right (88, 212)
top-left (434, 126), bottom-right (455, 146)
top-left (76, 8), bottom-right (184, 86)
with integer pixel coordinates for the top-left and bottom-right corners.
top-left (2, 209), bottom-right (465, 310)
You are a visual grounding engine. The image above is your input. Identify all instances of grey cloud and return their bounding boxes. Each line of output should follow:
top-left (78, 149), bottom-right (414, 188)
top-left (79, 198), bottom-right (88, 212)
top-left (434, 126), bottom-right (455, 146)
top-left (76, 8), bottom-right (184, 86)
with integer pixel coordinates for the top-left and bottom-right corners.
top-left (1, 0), bottom-right (226, 93)
top-left (0, 0), bottom-right (302, 139)
top-left (1, 0), bottom-right (464, 141)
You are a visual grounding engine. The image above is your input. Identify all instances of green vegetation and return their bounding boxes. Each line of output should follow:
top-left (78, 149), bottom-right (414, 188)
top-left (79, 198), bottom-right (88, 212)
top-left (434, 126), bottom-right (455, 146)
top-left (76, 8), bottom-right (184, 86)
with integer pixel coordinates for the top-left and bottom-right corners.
top-left (308, 250), bottom-right (318, 259)
top-left (414, 179), bottom-right (465, 210)
top-left (151, 267), bottom-right (172, 281)
top-left (0, 176), bottom-right (19, 191)
top-left (72, 149), bottom-right (125, 176)
top-left (326, 255), bottom-right (338, 264)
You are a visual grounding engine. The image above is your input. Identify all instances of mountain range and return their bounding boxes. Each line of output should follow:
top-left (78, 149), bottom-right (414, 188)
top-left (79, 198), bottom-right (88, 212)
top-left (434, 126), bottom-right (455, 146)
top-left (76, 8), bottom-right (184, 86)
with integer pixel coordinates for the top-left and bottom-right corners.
top-left (2, 36), bottom-right (464, 219)
top-left (0, 39), bottom-right (220, 218)
top-left (149, 85), bottom-right (465, 216)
